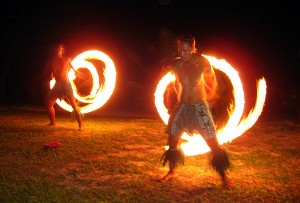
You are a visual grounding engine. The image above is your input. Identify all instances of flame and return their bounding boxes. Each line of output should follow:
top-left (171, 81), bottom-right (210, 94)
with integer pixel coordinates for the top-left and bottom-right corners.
top-left (50, 50), bottom-right (116, 113)
top-left (154, 55), bottom-right (267, 156)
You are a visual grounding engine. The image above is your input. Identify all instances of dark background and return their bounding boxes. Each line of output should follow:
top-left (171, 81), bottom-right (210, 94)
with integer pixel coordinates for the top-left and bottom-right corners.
top-left (1, 0), bottom-right (299, 120)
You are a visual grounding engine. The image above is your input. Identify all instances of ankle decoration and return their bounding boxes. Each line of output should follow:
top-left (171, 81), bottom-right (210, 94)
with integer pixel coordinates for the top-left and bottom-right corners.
top-left (161, 148), bottom-right (185, 170)
top-left (210, 149), bottom-right (231, 176)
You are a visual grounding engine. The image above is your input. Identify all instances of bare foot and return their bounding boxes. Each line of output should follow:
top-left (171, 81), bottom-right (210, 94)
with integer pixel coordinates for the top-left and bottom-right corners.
top-left (159, 170), bottom-right (176, 182)
top-left (46, 123), bottom-right (55, 126)
top-left (222, 176), bottom-right (234, 189)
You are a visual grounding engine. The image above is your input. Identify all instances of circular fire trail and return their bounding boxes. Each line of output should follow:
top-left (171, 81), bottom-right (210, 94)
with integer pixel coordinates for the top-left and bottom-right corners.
top-left (154, 55), bottom-right (267, 156)
top-left (50, 50), bottom-right (116, 114)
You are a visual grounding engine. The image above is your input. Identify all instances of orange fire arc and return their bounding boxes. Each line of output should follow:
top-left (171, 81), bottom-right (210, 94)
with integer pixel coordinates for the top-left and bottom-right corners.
top-left (154, 55), bottom-right (267, 156)
top-left (50, 50), bottom-right (116, 114)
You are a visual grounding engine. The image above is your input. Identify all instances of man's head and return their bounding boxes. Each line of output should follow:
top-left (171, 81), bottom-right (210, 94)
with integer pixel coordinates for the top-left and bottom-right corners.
top-left (56, 43), bottom-right (65, 58)
top-left (177, 34), bottom-right (196, 61)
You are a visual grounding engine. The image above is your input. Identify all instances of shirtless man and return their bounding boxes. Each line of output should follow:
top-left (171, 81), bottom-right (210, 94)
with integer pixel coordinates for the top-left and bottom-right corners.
top-left (160, 34), bottom-right (232, 188)
top-left (45, 44), bottom-right (82, 130)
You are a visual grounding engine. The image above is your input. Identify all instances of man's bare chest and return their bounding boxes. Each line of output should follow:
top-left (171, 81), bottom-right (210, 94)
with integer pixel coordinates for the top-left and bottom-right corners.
top-left (51, 58), bottom-right (68, 71)
top-left (177, 63), bottom-right (202, 84)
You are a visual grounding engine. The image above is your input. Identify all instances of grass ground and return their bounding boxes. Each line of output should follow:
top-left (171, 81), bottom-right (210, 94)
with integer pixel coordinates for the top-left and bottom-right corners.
top-left (0, 106), bottom-right (299, 203)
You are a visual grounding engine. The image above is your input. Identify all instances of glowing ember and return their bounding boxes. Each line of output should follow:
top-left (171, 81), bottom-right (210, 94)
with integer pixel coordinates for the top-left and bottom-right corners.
top-left (50, 50), bottom-right (116, 114)
top-left (154, 55), bottom-right (267, 156)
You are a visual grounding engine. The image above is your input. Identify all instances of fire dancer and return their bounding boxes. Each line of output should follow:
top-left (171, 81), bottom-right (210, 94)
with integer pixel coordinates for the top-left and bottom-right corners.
top-left (45, 43), bottom-right (83, 130)
top-left (160, 34), bottom-right (232, 188)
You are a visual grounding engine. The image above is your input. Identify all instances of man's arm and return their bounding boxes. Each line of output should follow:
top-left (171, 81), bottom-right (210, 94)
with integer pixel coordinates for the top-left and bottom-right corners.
top-left (164, 82), bottom-right (177, 113)
top-left (68, 58), bottom-right (76, 72)
top-left (202, 58), bottom-right (219, 103)
top-left (161, 57), bottom-right (181, 112)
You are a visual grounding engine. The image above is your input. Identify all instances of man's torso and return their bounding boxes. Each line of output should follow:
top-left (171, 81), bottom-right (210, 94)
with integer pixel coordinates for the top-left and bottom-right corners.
top-left (174, 54), bottom-right (209, 104)
top-left (50, 57), bottom-right (70, 82)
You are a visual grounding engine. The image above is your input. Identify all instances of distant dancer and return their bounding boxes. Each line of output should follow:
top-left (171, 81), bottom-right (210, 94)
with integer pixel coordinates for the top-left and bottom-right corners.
top-left (160, 34), bottom-right (233, 188)
top-left (45, 43), bottom-right (82, 130)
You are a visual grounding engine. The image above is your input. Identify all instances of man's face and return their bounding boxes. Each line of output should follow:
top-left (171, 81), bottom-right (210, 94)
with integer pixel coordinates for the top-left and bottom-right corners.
top-left (57, 44), bottom-right (64, 57)
top-left (178, 42), bottom-right (193, 62)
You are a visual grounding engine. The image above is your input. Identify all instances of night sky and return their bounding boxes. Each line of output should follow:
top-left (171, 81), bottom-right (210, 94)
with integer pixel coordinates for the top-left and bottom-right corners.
top-left (1, 0), bottom-right (300, 119)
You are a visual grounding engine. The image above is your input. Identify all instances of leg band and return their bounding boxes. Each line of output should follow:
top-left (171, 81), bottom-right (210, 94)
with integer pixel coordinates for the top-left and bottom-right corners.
top-left (161, 148), bottom-right (185, 170)
top-left (210, 149), bottom-right (231, 176)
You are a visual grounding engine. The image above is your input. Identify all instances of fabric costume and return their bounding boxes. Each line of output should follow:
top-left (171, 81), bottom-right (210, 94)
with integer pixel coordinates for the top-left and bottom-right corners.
top-left (167, 101), bottom-right (216, 139)
top-left (47, 81), bottom-right (73, 100)
top-left (161, 57), bottom-right (230, 177)
top-left (161, 101), bottom-right (231, 175)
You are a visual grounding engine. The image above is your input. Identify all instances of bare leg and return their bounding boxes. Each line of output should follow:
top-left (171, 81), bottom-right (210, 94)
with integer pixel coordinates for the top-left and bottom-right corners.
top-left (160, 135), bottom-right (181, 182)
top-left (206, 138), bottom-right (233, 189)
top-left (68, 94), bottom-right (82, 130)
top-left (221, 173), bottom-right (233, 189)
top-left (160, 168), bottom-right (176, 182)
top-left (45, 95), bottom-right (57, 126)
